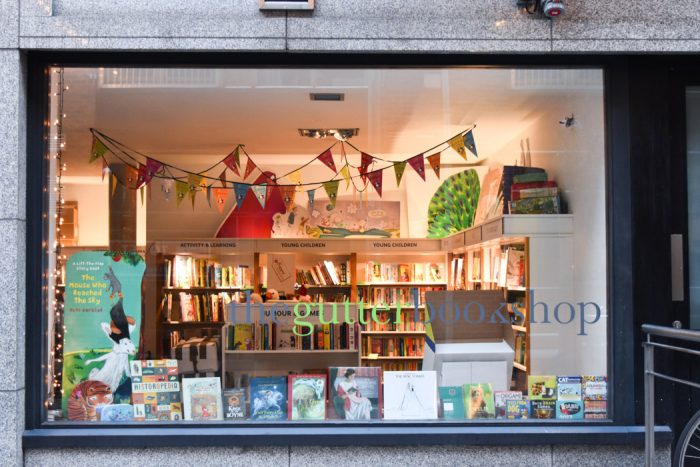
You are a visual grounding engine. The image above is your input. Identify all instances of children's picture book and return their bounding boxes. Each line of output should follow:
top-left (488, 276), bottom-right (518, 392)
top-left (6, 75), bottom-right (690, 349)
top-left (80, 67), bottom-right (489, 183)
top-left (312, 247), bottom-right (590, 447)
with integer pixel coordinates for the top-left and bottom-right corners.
top-left (130, 359), bottom-right (182, 421)
top-left (464, 383), bottom-right (496, 419)
top-left (528, 375), bottom-right (556, 400)
top-left (384, 371), bottom-right (438, 420)
top-left (506, 400), bottom-right (530, 419)
top-left (584, 400), bottom-right (608, 419)
top-left (99, 404), bottom-right (134, 422)
top-left (438, 386), bottom-right (465, 420)
top-left (328, 367), bottom-right (382, 420)
top-left (250, 376), bottom-right (288, 420)
top-left (556, 399), bottom-right (584, 420)
top-left (494, 390), bottom-right (523, 419)
top-left (232, 324), bottom-right (254, 350)
top-left (288, 374), bottom-right (326, 420)
top-left (530, 399), bottom-right (556, 419)
top-left (583, 376), bottom-right (608, 400)
top-left (557, 376), bottom-right (583, 401)
top-left (182, 377), bottom-right (223, 421)
top-left (223, 388), bottom-right (247, 420)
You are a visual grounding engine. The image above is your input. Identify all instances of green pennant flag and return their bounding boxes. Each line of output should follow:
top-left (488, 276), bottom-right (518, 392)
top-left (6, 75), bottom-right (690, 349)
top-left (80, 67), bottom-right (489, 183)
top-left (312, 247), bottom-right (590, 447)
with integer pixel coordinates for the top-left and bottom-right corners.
top-left (187, 174), bottom-right (203, 209)
top-left (323, 180), bottom-right (340, 209)
top-left (175, 180), bottom-right (188, 207)
top-left (340, 165), bottom-right (351, 190)
top-left (90, 137), bottom-right (109, 163)
top-left (394, 161), bottom-right (407, 186)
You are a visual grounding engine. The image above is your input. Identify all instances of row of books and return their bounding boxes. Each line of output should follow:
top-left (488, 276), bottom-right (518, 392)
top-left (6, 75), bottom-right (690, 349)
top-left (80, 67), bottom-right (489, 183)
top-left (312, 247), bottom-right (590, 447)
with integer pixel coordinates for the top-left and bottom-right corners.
top-left (224, 322), bottom-right (359, 351)
top-left (356, 286), bottom-right (443, 307)
top-left (509, 171), bottom-right (561, 215)
top-left (364, 262), bottom-right (444, 284)
top-left (363, 335), bottom-right (424, 357)
top-left (165, 255), bottom-right (251, 289)
top-left (361, 309), bottom-right (426, 332)
top-left (464, 247), bottom-right (526, 288)
top-left (308, 292), bottom-right (350, 303)
top-left (364, 361), bottom-right (421, 371)
top-left (296, 260), bottom-right (350, 286)
top-left (161, 291), bottom-right (235, 323)
top-left (514, 331), bottom-right (527, 366)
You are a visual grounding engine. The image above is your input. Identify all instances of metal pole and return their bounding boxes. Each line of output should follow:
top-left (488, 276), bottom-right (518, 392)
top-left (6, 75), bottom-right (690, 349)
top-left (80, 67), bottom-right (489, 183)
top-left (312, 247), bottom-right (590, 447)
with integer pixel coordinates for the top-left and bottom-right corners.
top-left (644, 335), bottom-right (655, 467)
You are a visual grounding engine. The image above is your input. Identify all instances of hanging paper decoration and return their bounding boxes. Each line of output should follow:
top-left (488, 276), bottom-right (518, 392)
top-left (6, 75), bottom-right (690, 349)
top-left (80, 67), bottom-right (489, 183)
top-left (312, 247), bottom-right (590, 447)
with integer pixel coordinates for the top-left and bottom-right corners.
top-left (279, 185), bottom-right (297, 211)
top-left (136, 163), bottom-right (148, 188)
top-left (233, 183), bottom-right (249, 206)
top-left (146, 158), bottom-right (163, 181)
top-left (218, 169), bottom-right (227, 187)
top-left (393, 161), bottom-right (407, 186)
top-left (213, 188), bottom-right (229, 213)
top-left (161, 179), bottom-right (173, 202)
top-left (251, 184), bottom-right (267, 209)
top-left (101, 159), bottom-right (109, 182)
top-left (175, 180), bottom-right (188, 207)
top-left (340, 165), bottom-right (351, 190)
top-left (307, 189), bottom-right (316, 211)
top-left (89, 137), bottom-right (109, 163)
top-left (187, 174), bottom-right (202, 209)
top-left (139, 186), bottom-right (145, 205)
top-left (111, 174), bottom-right (118, 197)
top-left (322, 180), bottom-right (340, 208)
top-left (206, 186), bottom-right (212, 208)
top-left (360, 152), bottom-right (373, 181)
top-left (224, 148), bottom-right (240, 176)
top-left (318, 149), bottom-right (337, 173)
top-left (367, 170), bottom-right (383, 197)
top-left (448, 134), bottom-right (468, 160)
top-left (408, 154), bottom-right (426, 180)
top-left (427, 152), bottom-right (441, 179)
top-left (464, 130), bottom-right (478, 158)
top-left (244, 158), bottom-right (256, 180)
top-left (288, 170), bottom-right (302, 185)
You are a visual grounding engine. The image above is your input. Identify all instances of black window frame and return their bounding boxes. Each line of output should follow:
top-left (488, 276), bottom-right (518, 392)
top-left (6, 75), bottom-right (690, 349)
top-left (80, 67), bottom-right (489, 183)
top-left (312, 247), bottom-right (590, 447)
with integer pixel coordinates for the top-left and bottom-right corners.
top-left (23, 51), bottom-right (668, 448)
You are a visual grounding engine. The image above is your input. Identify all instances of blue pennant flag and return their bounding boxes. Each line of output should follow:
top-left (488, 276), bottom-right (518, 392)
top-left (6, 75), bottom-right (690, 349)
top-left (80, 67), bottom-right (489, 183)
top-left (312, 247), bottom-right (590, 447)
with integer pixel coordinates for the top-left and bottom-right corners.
top-left (307, 189), bottom-right (316, 211)
top-left (233, 183), bottom-right (249, 206)
top-left (464, 130), bottom-right (478, 158)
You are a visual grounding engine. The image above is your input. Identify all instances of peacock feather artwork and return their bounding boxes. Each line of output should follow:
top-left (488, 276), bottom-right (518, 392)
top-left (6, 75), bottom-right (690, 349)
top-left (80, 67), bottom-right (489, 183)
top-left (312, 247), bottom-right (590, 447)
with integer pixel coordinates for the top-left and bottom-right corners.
top-left (427, 169), bottom-right (481, 239)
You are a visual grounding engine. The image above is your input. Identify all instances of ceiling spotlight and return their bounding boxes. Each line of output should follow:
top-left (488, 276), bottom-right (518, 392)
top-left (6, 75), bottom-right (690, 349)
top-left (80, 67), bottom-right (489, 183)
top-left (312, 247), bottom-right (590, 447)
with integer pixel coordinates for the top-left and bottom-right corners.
top-left (299, 128), bottom-right (359, 140)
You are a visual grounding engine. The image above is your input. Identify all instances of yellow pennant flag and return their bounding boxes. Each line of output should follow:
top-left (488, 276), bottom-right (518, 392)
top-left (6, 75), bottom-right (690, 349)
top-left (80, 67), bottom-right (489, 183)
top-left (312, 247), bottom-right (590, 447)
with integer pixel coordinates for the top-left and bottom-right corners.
top-left (448, 134), bottom-right (467, 160)
top-left (340, 165), bottom-right (351, 190)
top-left (187, 174), bottom-right (203, 209)
top-left (139, 186), bottom-right (145, 205)
top-left (111, 174), bottom-right (118, 197)
top-left (175, 180), bottom-right (188, 207)
top-left (288, 170), bottom-right (302, 185)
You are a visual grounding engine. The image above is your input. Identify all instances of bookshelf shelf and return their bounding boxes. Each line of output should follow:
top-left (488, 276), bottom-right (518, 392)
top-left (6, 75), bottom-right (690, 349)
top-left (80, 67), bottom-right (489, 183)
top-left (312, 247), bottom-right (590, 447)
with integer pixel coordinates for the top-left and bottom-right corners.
top-left (513, 361), bottom-right (527, 372)
top-left (305, 284), bottom-right (351, 289)
top-left (224, 349), bottom-right (357, 355)
top-left (361, 356), bottom-right (424, 360)
top-left (162, 321), bottom-right (225, 327)
top-left (361, 331), bottom-right (426, 336)
top-left (357, 282), bottom-right (446, 287)
top-left (163, 287), bottom-right (252, 293)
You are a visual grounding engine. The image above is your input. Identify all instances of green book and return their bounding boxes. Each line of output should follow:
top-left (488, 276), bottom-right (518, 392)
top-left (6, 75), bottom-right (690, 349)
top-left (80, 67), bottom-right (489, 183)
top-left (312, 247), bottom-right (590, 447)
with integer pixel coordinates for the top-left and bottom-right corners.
top-left (438, 386), bottom-right (465, 420)
top-left (513, 172), bottom-right (548, 184)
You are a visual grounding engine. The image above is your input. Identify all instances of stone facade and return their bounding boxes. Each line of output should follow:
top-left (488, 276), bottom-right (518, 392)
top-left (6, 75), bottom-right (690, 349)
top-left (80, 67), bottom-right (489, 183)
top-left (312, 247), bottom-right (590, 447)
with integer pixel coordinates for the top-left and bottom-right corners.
top-left (3, 0), bottom-right (698, 465)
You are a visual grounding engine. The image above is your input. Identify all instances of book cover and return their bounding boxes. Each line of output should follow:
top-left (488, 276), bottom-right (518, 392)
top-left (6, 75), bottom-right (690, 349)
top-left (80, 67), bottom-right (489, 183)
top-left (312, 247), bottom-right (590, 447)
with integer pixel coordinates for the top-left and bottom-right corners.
top-left (530, 399), bottom-right (556, 419)
top-left (288, 374), bottom-right (326, 420)
top-left (223, 388), bottom-right (247, 420)
top-left (513, 172), bottom-right (548, 184)
top-left (510, 195), bottom-right (561, 215)
top-left (182, 377), bottom-right (223, 421)
top-left (130, 359), bottom-right (182, 421)
top-left (494, 390), bottom-right (523, 419)
top-left (505, 249), bottom-right (526, 288)
top-left (328, 367), bottom-right (382, 420)
top-left (557, 376), bottom-right (583, 401)
top-left (584, 400), bottom-right (608, 419)
top-left (528, 375), bottom-right (557, 400)
top-left (438, 386), bottom-right (465, 420)
top-left (384, 371), bottom-right (438, 420)
top-left (583, 376), bottom-right (608, 401)
top-left (556, 399), bottom-right (584, 420)
top-left (232, 324), bottom-right (254, 350)
top-left (464, 383), bottom-right (495, 419)
top-left (250, 376), bottom-right (288, 420)
top-left (506, 400), bottom-right (530, 419)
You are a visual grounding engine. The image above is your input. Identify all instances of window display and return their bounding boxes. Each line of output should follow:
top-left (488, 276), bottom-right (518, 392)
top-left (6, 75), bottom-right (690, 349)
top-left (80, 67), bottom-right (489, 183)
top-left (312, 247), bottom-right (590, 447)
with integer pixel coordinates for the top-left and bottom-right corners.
top-left (43, 66), bottom-right (607, 424)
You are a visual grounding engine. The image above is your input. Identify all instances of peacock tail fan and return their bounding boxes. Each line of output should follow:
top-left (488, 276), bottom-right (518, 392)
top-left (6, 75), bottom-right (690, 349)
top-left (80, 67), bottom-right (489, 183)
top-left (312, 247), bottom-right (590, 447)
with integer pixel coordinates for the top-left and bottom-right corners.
top-left (427, 169), bottom-right (480, 238)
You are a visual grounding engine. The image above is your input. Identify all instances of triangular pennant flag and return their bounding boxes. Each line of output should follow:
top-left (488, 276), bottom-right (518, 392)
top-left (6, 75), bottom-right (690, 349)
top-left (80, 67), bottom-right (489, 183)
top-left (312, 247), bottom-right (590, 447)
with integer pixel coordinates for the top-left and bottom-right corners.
top-left (175, 180), bottom-right (188, 207)
top-left (101, 159), bottom-right (109, 182)
top-left (367, 170), bottom-right (383, 197)
top-left (145, 158), bottom-right (163, 182)
top-left (219, 169), bottom-right (227, 188)
top-left (393, 161), bottom-right (407, 186)
top-left (89, 137), bottom-right (109, 163)
top-left (407, 154), bottom-right (426, 180)
top-left (213, 188), bottom-right (229, 213)
top-left (340, 165), bottom-right (351, 190)
top-left (161, 179), bottom-right (173, 202)
top-left (464, 130), bottom-right (478, 158)
top-left (244, 158), bottom-right (256, 180)
top-left (111, 174), bottom-right (118, 197)
top-left (224, 149), bottom-right (240, 176)
top-left (322, 180), bottom-right (340, 208)
top-left (251, 185), bottom-right (267, 209)
top-left (360, 152), bottom-right (373, 181)
top-left (318, 149), bottom-right (336, 173)
top-left (427, 152), bottom-right (441, 179)
top-left (206, 186), bottom-right (212, 208)
top-left (448, 134), bottom-right (468, 160)
top-left (136, 163), bottom-right (148, 188)
top-left (307, 189), bottom-right (316, 211)
top-left (187, 174), bottom-right (203, 209)
top-left (139, 186), bottom-right (145, 205)
top-left (233, 183), bottom-right (249, 206)
top-left (279, 185), bottom-right (297, 211)
top-left (288, 170), bottom-right (302, 185)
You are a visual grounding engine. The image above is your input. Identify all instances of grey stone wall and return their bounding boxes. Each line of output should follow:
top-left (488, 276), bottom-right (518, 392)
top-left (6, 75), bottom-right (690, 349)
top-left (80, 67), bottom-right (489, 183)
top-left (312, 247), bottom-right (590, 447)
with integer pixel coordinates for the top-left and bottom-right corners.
top-left (1, 0), bottom-right (696, 465)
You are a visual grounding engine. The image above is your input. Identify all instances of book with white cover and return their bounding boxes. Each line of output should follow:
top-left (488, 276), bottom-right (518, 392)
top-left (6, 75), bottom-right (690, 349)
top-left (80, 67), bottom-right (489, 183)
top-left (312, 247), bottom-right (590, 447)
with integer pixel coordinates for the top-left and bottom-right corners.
top-left (383, 371), bottom-right (438, 420)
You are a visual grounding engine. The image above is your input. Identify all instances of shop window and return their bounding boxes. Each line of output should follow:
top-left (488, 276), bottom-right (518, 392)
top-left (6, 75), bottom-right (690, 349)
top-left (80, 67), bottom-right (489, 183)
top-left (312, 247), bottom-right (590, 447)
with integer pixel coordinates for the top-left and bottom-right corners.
top-left (43, 66), bottom-right (608, 424)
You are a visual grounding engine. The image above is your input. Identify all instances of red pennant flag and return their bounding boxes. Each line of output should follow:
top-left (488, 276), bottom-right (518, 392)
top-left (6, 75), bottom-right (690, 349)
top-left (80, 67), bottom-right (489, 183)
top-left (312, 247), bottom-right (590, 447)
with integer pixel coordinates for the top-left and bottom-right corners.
top-left (407, 154), bottom-right (426, 181)
top-left (367, 170), bottom-right (383, 197)
top-left (219, 169), bottom-right (227, 187)
top-left (427, 153), bottom-right (441, 179)
top-left (146, 158), bottom-right (162, 180)
top-left (244, 158), bottom-right (256, 180)
top-left (224, 150), bottom-right (240, 176)
top-left (360, 152), bottom-right (373, 181)
top-left (213, 188), bottom-right (229, 213)
top-left (318, 149), bottom-right (336, 173)
top-left (136, 163), bottom-right (148, 188)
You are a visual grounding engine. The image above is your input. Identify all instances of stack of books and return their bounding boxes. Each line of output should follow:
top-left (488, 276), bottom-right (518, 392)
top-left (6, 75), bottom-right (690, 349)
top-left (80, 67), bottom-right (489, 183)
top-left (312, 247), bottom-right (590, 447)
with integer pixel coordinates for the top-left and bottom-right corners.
top-left (509, 171), bottom-right (561, 215)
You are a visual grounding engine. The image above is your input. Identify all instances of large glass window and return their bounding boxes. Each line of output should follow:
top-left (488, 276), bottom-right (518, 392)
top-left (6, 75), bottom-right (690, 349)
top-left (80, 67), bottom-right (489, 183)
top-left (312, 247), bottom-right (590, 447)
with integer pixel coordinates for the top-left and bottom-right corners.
top-left (44, 66), bottom-right (607, 424)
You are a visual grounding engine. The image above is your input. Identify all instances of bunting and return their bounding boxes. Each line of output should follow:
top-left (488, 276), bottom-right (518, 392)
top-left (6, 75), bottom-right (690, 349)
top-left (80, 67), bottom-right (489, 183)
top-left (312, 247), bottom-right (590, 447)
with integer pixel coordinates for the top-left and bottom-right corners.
top-left (367, 170), bottom-right (383, 197)
top-left (393, 161), bottom-right (407, 186)
top-left (233, 183), bottom-right (249, 205)
top-left (340, 165), bottom-right (351, 190)
top-left (323, 180), bottom-right (340, 208)
top-left (139, 186), bottom-right (145, 206)
top-left (219, 169), bottom-right (227, 188)
top-left (187, 174), bottom-right (202, 209)
top-left (288, 170), bottom-right (302, 185)
top-left (101, 159), bottom-right (109, 182)
top-left (213, 188), bottom-right (229, 213)
top-left (161, 179), bottom-right (173, 202)
top-left (244, 158), bottom-right (256, 180)
top-left (318, 149), bottom-right (336, 173)
top-left (360, 152), bottom-right (373, 181)
top-left (448, 134), bottom-right (468, 160)
top-left (307, 189), bottom-right (316, 211)
top-left (251, 185), bottom-right (267, 209)
top-left (89, 137), bottom-right (109, 163)
top-left (279, 185), bottom-right (297, 211)
top-left (427, 153), bottom-right (441, 179)
top-left (175, 180), bottom-right (188, 207)
top-left (224, 148), bottom-right (240, 176)
top-left (206, 186), bottom-right (212, 208)
top-left (464, 130), bottom-right (478, 158)
top-left (111, 174), bottom-right (118, 197)
top-left (407, 154), bottom-right (426, 180)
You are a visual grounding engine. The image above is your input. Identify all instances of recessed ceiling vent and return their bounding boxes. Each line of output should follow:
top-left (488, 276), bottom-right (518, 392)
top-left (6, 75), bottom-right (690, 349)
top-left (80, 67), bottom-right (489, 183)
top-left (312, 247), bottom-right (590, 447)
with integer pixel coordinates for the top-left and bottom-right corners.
top-left (310, 93), bottom-right (345, 102)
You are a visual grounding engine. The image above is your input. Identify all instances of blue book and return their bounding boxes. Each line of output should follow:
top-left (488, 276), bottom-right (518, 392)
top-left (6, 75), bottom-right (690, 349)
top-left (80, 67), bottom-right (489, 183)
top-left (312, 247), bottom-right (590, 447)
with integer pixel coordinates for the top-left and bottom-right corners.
top-left (556, 399), bottom-right (584, 420)
top-left (250, 376), bottom-right (288, 420)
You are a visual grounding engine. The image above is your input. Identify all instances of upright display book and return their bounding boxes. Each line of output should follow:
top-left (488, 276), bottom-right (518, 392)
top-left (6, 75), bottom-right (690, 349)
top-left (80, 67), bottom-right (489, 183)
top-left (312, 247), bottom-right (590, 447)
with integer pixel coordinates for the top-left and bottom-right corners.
top-left (583, 376), bottom-right (608, 400)
top-left (182, 377), bottom-right (224, 421)
top-left (250, 376), bottom-right (288, 421)
top-left (556, 399), bottom-right (584, 420)
top-left (384, 371), bottom-right (438, 420)
top-left (494, 390), bottom-right (523, 419)
top-left (328, 367), bottom-right (382, 420)
top-left (556, 376), bottom-right (583, 401)
top-left (438, 386), bottom-right (465, 420)
top-left (528, 375), bottom-right (556, 400)
top-left (506, 400), bottom-right (530, 419)
top-left (223, 388), bottom-right (247, 420)
top-left (531, 400), bottom-right (556, 419)
top-left (130, 359), bottom-right (182, 421)
top-left (464, 383), bottom-right (495, 419)
top-left (288, 374), bottom-right (326, 420)
top-left (584, 400), bottom-right (608, 419)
